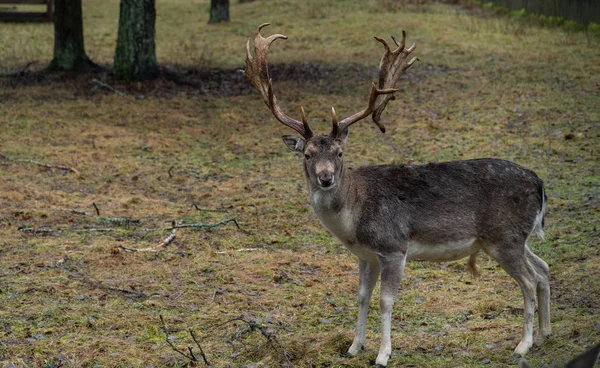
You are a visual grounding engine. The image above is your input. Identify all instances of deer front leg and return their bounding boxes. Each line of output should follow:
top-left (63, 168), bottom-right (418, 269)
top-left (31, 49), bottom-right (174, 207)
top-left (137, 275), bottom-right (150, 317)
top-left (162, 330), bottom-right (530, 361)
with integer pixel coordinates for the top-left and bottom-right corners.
top-left (376, 251), bottom-right (407, 367)
top-left (348, 258), bottom-right (380, 356)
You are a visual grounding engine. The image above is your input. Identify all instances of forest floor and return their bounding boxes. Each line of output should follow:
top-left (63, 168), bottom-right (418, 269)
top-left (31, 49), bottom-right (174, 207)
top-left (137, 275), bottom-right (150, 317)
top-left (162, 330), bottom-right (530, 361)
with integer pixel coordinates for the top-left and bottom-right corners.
top-left (0, 0), bottom-right (599, 367)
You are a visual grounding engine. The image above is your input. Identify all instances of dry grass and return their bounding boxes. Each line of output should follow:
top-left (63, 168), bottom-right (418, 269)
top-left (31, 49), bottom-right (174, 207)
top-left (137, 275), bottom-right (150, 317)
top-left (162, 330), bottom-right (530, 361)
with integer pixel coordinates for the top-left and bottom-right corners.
top-left (0, 0), bottom-right (599, 367)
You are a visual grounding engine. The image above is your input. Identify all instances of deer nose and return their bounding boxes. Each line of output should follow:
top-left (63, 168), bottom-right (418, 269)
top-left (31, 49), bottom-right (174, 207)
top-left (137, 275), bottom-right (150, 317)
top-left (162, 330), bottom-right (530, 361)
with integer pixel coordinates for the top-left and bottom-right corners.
top-left (317, 172), bottom-right (334, 187)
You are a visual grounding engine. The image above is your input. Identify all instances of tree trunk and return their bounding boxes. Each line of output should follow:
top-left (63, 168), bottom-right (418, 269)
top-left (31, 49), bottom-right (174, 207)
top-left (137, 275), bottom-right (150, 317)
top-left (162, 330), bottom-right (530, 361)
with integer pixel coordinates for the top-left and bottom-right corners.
top-left (47, 0), bottom-right (98, 72)
top-left (113, 0), bottom-right (158, 81)
top-left (208, 0), bottom-right (230, 24)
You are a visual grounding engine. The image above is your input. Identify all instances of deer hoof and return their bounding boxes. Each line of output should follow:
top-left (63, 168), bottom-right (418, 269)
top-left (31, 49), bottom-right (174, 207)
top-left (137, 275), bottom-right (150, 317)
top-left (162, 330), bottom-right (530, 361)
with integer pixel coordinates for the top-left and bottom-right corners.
top-left (374, 353), bottom-right (390, 367)
top-left (347, 343), bottom-right (364, 357)
top-left (368, 357), bottom-right (389, 367)
top-left (514, 343), bottom-right (531, 357)
top-left (512, 352), bottom-right (523, 359)
top-left (534, 333), bottom-right (551, 347)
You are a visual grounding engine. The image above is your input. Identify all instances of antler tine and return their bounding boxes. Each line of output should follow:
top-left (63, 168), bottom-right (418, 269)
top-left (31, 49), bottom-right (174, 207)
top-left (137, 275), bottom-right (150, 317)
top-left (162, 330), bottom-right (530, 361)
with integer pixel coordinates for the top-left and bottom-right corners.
top-left (334, 82), bottom-right (397, 136)
top-left (300, 106), bottom-right (314, 137)
top-left (242, 23), bottom-right (313, 139)
top-left (331, 107), bottom-right (339, 137)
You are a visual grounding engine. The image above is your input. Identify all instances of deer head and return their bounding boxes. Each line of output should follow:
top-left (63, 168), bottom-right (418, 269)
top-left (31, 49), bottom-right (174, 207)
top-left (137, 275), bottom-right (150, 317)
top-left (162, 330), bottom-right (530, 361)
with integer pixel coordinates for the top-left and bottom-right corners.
top-left (242, 23), bottom-right (417, 191)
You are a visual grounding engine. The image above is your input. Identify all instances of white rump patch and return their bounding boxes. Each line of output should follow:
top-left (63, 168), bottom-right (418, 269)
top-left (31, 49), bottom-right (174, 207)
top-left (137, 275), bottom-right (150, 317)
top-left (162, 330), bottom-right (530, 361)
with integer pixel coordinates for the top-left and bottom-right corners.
top-left (530, 189), bottom-right (546, 240)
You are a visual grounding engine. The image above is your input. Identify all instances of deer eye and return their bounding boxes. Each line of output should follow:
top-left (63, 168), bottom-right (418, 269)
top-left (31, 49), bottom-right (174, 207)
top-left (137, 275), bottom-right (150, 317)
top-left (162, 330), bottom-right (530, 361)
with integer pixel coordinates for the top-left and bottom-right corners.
top-left (338, 152), bottom-right (343, 158)
top-left (304, 154), bottom-right (311, 160)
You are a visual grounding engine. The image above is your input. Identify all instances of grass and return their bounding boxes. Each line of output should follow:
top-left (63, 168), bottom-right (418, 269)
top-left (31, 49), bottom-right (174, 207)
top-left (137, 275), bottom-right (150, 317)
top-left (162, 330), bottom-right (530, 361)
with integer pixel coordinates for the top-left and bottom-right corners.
top-left (0, 0), bottom-right (599, 367)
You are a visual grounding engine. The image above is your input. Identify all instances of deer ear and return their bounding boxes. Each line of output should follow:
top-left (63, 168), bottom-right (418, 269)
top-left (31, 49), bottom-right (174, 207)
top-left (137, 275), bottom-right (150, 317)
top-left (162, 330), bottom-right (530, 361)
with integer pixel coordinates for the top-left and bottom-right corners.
top-left (282, 135), bottom-right (305, 152)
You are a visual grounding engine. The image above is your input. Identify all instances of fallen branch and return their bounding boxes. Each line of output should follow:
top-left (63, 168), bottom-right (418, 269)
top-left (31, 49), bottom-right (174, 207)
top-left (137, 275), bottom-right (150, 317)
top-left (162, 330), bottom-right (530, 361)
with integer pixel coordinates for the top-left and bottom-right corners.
top-left (91, 78), bottom-right (126, 96)
top-left (19, 227), bottom-right (114, 234)
top-left (117, 222), bottom-right (178, 253)
top-left (160, 315), bottom-right (210, 366)
top-left (0, 153), bottom-right (80, 176)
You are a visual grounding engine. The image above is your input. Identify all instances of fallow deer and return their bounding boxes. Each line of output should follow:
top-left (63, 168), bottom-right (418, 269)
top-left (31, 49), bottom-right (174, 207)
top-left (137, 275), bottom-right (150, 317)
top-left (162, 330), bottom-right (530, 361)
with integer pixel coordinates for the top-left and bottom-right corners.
top-left (243, 23), bottom-right (551, 367)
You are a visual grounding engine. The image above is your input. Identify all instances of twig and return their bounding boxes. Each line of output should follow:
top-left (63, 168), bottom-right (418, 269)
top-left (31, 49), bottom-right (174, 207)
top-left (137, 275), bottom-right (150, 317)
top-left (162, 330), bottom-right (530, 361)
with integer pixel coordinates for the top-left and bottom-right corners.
top-left (19, 61), bottom-right (35, 75)
top-left (117, 221), bottom-right (178, 253)
top-left (17, 228), bottom-right (59, 234)
top-left (18, 227), bottom-right (114, 234)
top-left (189, 328), bottom-right (210, 366)
top-left (92, 202), bottom-right (100, 216)
top-left (86, 280), bottom-right (149, 300)
top-left (64, 272), bottom-right (151, 300)
top-left (19, 219), bottom-right (239, 238)
top-left (168, 166), bottom-right (174, 178)
top-left (141, 218), bottom-right (240, 232)
top-left (160, 315), bottom-right (211, 365)
top-left (159, 315), bottom-right (196, 362)
top-left (72, 209), bottom-right (89, 215)
top-left (91, 78), bottom-right (126, 96)
top-left (214, 248), bottom-right (258, 255)
top-left (189, 203), bottom-right (229, 213)
top-left (170, 218), bottom-right (240, 230)
top-left (71, 228), bottom-right (114, 233)
top-left (211, 288), bottom-right (224, 301)
top-left (0, 153), bottom-right (80, 176)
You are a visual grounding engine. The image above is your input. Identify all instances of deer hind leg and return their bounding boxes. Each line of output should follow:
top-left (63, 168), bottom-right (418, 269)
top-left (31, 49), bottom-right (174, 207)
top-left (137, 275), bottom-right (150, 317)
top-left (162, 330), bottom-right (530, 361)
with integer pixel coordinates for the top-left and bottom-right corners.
top-left (348, 258), bottom-right (380, 357)
top-left (375, 252), bottom-right (407, 367)
top-left (468, 251), bottom-right (481, 278)
top-left (486, 243), bottom-right (537, 357)
top-left (525, 245), bottom-right (551, 345)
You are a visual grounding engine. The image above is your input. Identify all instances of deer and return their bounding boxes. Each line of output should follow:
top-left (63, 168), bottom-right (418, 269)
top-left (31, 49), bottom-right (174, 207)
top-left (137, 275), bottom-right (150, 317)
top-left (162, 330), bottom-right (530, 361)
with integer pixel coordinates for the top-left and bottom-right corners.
top-left (242, 23), bottom-right (551, 367)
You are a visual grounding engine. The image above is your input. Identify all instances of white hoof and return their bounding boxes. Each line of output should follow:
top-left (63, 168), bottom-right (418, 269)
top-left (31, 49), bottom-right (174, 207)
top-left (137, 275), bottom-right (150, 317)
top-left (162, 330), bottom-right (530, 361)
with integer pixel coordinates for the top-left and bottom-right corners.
top-left (514, 340), bottom-right (532, 357)
top-left (347, 343), bottom-right (363, 357)
top-left (375, 350), bottom-right (390, 367)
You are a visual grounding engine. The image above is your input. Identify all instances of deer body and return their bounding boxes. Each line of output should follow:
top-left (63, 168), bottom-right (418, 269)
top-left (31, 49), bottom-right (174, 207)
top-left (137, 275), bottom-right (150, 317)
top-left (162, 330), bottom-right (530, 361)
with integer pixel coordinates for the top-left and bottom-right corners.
top-left (309, 157), bottom-right (546, 265)
top-left (243, 24), bottom-right (551, 366)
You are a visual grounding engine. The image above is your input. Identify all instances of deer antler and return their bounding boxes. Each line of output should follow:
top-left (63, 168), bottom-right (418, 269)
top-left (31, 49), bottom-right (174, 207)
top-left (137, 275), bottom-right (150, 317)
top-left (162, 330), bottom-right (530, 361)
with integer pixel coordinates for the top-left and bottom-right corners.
top-left (371, 31), bottom-right (418, 132)
top-left (333, 31), bottom-right (418, 136)
top-left (242, 23), bottom-right (313, 139)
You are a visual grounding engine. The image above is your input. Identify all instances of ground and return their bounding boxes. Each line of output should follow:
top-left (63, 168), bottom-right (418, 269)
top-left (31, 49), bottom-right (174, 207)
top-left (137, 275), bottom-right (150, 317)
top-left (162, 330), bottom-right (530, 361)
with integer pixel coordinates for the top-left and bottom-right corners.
top-left (0, 0), bottom-right (599, 367)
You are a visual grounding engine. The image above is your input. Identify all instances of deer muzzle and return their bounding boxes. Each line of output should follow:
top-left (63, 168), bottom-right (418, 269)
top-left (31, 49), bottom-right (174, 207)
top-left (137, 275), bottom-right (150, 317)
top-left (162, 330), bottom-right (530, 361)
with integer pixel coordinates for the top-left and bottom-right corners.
top-left (317, 171), bottom-right (334, 188)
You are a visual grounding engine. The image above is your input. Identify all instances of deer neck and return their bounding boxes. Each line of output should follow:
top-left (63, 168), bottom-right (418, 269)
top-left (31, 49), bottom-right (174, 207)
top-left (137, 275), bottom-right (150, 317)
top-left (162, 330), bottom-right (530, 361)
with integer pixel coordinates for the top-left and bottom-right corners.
top-left (306, 166), bottom-right (358, 245)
